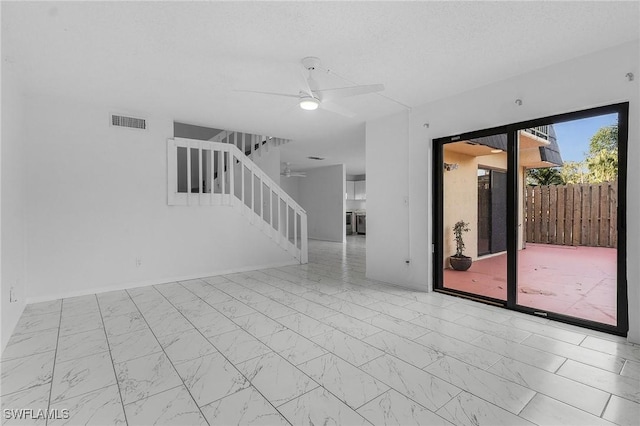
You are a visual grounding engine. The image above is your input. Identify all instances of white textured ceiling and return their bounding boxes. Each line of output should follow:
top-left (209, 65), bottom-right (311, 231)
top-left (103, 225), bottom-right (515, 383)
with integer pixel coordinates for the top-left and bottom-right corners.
top-left (3, 1), bottom-right (639, 174)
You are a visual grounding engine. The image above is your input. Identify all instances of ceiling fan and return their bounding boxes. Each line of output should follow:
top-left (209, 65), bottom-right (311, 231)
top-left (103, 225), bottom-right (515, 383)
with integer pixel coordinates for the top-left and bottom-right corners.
top-left (281, 162), bottom-right (306, 178)
top-left (238, 57), bottom-right (384, 117)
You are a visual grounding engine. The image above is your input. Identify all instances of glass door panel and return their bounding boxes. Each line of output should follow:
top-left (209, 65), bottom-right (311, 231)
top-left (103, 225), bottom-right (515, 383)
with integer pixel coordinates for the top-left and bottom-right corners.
top-left (516, 113), bottom-right (620, 326)
top-left (442, 134), bottom-right (508, 302)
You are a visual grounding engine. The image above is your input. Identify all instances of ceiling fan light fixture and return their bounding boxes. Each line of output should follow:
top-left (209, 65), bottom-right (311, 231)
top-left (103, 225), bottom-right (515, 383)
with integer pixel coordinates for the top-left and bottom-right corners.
top-left (299, 97), bottom-right (319, 111)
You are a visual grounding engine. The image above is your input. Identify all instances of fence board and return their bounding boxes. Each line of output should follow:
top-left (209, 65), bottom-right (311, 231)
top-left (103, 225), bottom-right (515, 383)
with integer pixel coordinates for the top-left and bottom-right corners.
top-left (526, 186), bottom-right (534, 242)
top-left (533, 187), bottom-right (542, 243)
top-left (590, 184), bottom-right (599, 246)
top-left (549, 186), bottom-right (557, 244)
top-left (580, 185), bottom-right (590, 246)
top-left (557, 186), bottom-right (565, 245)
top-left (599, 183), bottom-right (609, 247)
top-left (525, 182), bottom-right (616, 248)
top-left (541, 186), bottom-right (550, 243)
top-left (610, 182), bottom-right (618, 248)
top-left (565, 187), bottom-right (574, 245)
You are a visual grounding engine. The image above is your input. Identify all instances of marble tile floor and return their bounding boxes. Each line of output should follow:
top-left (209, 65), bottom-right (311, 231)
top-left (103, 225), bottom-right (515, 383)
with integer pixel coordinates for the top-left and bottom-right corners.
top-left (1, 236), bottom-right (639, 425)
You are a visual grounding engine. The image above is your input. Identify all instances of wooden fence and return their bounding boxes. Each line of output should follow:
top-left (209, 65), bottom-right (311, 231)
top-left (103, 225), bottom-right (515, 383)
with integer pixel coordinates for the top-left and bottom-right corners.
top-left (525, 182), bottom-right (617, 248)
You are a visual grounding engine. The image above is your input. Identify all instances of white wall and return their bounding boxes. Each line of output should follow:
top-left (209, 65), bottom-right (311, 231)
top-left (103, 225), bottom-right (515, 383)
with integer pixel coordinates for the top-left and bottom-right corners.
top-left (251, 143), bottom-right (281, 186)
top-left (21, 93), bottom-right (297, 303)
top-left (280, 176), bottom-right (301, 204)
top-left (1, 66), bottom-right (28, 352)
top-left (366, 41), bottom-right (640, 343)
top-left (299, 164), bottom-right (346, 242)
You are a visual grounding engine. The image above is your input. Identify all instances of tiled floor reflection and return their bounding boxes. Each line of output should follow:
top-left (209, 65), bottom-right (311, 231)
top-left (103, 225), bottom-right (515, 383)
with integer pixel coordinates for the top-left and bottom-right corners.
top-left (1, 236), bottom-right (638, 425)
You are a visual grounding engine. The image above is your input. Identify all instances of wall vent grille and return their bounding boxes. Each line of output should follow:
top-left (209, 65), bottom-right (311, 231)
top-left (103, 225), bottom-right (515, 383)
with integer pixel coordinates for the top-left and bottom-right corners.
top-left (111, 114), bottom-right (146, 130)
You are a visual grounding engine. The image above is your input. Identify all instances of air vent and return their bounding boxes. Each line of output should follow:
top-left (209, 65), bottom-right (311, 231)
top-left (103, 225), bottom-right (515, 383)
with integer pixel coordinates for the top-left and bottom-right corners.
top-left (307, 156), bottom-right (325, 161)
top-left (111, 114), bottom-right (146, 130)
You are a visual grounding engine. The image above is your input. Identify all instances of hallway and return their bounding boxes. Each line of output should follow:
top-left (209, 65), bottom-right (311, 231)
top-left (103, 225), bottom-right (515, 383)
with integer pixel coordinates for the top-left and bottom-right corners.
top-left (1, 237), bottom-right (638, 425)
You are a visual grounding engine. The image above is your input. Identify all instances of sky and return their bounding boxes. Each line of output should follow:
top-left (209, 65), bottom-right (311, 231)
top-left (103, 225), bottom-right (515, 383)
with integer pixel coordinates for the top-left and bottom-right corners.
top-left (552, 113), bottom-right (618, 163)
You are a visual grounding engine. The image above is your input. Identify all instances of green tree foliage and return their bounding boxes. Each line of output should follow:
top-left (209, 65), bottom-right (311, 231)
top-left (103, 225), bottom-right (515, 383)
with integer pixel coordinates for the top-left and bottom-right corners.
top-left (529, 124), bottom-right (618, 187)
top-left (586, 149), bottom-right (618, 183)
top-left (560, 160), bottom-right (587, 184)
top-left (589, 125), bottom-right (618, 153)
top-left (586, 124), bottom-right (618, 183)
top-left (526, 167), bottom-right (565, 186)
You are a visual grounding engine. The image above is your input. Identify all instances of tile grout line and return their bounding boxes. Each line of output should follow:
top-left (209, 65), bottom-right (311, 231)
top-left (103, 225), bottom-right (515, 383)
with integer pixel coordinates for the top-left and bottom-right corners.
top-left (95, 293), bottom-right (130, 426)
top-left (599, 393), bottom-right (613, 419)
top-left (43, 301), bottom-right (63, 426)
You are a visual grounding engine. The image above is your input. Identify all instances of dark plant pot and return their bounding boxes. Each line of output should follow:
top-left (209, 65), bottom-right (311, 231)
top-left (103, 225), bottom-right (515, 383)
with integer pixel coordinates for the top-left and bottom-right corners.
top-left (450, 255), bottom-right (472, 271)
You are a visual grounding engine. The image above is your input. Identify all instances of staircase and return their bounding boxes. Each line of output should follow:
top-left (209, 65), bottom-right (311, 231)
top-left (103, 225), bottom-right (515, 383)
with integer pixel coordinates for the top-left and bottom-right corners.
top-left (167, 137), bottom-right (307, 264)
top-left (210, 130), bottom-right (290, 160)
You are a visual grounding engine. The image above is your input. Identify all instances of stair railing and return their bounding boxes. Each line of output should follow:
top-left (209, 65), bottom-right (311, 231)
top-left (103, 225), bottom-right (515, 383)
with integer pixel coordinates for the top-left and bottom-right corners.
top-left (168, 138), bottom-right (307, 263)
top-left (211, 131), bottom-right (290, 158)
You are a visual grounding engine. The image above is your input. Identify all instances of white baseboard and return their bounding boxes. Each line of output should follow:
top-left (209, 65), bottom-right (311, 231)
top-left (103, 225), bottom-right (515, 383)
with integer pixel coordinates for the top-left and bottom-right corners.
top-left (25, 259), bottom-right (300, 305)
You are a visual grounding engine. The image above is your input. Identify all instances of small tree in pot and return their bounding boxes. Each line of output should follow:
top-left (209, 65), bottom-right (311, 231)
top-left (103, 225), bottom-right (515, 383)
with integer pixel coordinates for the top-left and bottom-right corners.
top-left (450, 220), bottom-right (472, 271)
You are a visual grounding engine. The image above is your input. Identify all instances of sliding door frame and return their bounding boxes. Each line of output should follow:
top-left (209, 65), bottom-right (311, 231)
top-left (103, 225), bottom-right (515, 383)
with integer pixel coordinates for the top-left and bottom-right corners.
top-left (433, 102), bottom-right (629, 336)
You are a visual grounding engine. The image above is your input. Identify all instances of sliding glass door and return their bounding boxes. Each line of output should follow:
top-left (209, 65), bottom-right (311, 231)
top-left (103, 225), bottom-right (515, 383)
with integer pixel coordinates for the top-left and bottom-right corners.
top-left (433, 103), bottom-right (628, 335)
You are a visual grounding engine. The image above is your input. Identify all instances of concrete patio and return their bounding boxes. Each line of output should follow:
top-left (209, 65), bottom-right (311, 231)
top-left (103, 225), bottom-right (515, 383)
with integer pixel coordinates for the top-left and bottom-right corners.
top-left (444, 243), bottom-right (617, 325)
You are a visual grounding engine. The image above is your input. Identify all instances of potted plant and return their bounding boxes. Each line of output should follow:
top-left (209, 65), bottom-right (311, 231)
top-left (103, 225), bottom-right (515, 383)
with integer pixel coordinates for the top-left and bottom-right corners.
top-left (450, 220), bottom-right (472, 271)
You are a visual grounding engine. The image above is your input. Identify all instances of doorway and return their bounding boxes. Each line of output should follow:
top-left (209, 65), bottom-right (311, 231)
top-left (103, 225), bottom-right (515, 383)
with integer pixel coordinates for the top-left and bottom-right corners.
top-left (477, 168), bottom-right (507, 256)
top-left (433, 103), bottom-right (629, 336)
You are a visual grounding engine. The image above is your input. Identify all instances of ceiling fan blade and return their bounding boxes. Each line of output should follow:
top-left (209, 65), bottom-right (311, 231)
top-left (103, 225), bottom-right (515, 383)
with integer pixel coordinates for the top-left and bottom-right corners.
top-left (234, 89), bottom-right (299, 99)
top-left (298, 67), bottom-right (314, 98)
top-left (315, 83), bottom-right (384, 101)
top-left (319, 101), bottom-right (356, 118)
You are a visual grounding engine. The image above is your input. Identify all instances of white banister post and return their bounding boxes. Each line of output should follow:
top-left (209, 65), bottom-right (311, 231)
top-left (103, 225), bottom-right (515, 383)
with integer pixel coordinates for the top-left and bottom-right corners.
top-left (294, 207), bottom-right (298, 255)
top-left (186, 141), bottom-right (192, 202)
top-left (277, 195), bottom-right (282, 244)
top-left (229, 151), bottom-right (235, 205)
top-left (259, 173), bottom-right (264, 223)
top-left (301, 212), bottom-right (308, 264)
top-left (250, 164), bottom-right (255, 220)
top-left (167, 139), bottom-right (176, 205)
top-left (285, 202), bottom-right (290, 245)
top-left (270, 189), bottom-right (275, 235)
top-left (250, 134), bottom-right (255, 156)
top-left (198, 143), bottom-right (202, 195)
top-left (240, 153), bottom-right (245, 206)
top-left (220, 146), bottom-right (226, 196)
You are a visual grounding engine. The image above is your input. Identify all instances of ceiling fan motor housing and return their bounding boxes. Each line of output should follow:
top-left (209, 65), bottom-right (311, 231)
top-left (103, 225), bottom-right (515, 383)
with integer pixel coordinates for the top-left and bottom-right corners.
top-left (302, 56), bottom-right (322, 71)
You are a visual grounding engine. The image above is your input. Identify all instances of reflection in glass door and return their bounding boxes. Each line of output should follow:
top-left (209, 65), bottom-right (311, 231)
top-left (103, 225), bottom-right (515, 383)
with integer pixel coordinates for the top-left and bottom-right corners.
top-left (517, 113), bottom-right (622, 326)
top-left (441, 134), bottom-right (508, 302)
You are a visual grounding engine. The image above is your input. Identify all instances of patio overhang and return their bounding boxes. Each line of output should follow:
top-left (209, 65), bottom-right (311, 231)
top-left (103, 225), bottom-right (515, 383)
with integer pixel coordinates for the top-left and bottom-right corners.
top-left (443, 128), bottom-right (563, 169)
